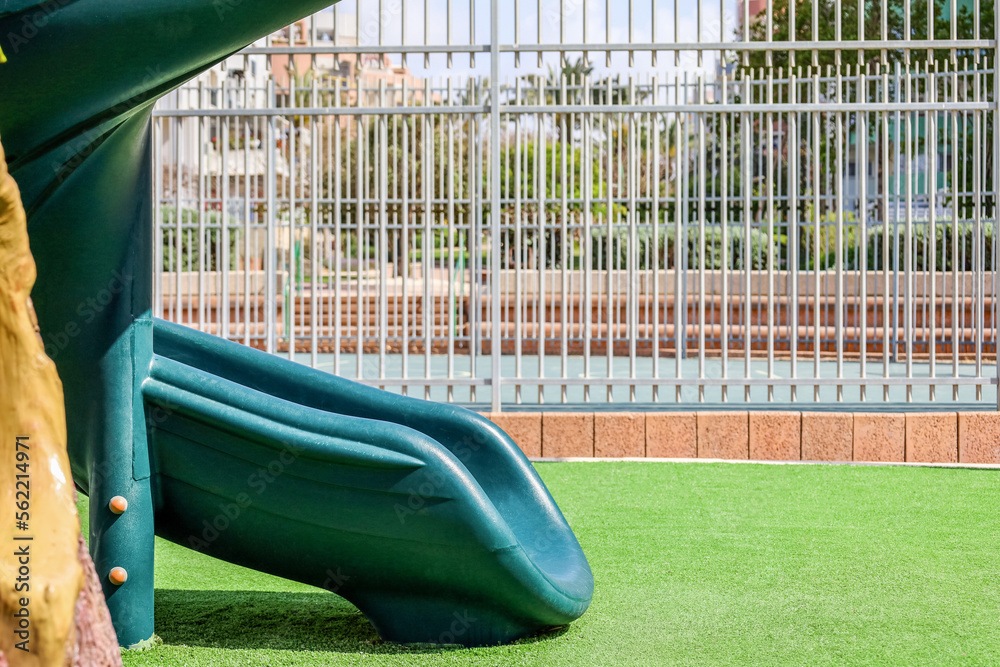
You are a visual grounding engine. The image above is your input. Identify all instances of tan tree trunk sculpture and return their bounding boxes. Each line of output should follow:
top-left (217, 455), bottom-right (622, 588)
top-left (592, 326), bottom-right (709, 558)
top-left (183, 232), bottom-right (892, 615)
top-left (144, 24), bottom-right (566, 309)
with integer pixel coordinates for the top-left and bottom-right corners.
top-left (0, 136), bottom-right (122, 666)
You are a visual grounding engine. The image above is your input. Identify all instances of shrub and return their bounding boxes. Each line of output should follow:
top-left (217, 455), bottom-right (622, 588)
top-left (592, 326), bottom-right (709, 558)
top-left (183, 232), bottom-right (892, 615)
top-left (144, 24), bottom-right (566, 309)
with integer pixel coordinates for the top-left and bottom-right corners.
top-left (161, 208), bottom-right (239, 272)
top-left (865, 222), bottom-right (995, 272)
top-left (590, 225), bottom-right (778, 270)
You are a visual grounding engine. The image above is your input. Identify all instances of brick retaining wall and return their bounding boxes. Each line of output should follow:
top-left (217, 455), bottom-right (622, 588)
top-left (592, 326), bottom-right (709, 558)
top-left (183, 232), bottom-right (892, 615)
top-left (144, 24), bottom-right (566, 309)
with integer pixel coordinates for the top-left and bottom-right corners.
top-left (481, 411), bottom-right (1000, 464)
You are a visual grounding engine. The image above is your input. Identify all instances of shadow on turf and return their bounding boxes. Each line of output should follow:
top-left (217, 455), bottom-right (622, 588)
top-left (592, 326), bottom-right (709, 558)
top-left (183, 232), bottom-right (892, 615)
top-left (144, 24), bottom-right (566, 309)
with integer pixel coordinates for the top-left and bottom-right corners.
top-left (153, 589), bottom-right (568, 654)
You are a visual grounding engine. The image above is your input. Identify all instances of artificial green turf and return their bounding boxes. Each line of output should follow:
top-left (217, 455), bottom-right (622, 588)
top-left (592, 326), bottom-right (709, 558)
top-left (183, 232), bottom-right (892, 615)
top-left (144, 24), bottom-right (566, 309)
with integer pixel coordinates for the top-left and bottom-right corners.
top-left (79, 462), bottom-right (1000, 666)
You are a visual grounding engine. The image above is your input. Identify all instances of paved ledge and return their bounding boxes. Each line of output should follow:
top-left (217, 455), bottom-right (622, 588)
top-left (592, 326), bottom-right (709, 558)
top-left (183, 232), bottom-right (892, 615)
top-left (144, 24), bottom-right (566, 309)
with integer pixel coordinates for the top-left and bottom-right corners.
top-left (529, 457), bottom-right (1000, 470)
top-left (481, 411), bottom-right (1000, 464)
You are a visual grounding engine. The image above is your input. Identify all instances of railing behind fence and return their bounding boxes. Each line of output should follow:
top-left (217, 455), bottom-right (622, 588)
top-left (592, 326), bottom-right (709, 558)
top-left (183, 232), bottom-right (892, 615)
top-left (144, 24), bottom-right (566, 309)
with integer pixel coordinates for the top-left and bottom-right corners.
top-left (153, 0), bottom-right (999, 409)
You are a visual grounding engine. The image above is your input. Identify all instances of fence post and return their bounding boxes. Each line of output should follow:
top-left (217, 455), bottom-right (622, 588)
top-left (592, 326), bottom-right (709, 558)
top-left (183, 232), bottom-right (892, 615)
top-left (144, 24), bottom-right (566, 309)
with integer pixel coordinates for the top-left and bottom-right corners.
top-left (995, 9), bottom-right (999, 411)
top-left (489, 0), bottom-right (502, 412)
top-left (266, 79), bottom-right (277, 355)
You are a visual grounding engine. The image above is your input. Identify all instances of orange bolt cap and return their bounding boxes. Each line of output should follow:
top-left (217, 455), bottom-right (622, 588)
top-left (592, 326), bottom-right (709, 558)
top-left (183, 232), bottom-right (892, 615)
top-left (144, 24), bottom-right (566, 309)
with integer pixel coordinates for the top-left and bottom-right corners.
top-left (109, 496), bottom-right (128, 515)
top-left (109, 567), bottom-right (128, 586)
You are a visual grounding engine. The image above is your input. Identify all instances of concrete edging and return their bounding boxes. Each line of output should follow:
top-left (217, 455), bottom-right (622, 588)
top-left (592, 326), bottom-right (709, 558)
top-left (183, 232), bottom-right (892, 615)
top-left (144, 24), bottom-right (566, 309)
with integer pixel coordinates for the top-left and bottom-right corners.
top-left (480, 411), bottom-right (1000, 465)
top-left (528, 457), bottom-right (1000, 470)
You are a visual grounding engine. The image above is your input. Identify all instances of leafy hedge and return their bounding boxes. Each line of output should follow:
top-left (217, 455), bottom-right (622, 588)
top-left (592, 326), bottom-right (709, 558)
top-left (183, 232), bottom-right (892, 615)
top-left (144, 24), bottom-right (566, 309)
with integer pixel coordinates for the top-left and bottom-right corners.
top-left (163, 204), bottom-right (995, 274)
top-left (588, 222), bottom-right (994, 272)
top-left (865, 223), bottom-right (995, 272)
top-left (161, 208), bottom-right (239, 272)
top-left (590, 226), bottom-right (777, 271)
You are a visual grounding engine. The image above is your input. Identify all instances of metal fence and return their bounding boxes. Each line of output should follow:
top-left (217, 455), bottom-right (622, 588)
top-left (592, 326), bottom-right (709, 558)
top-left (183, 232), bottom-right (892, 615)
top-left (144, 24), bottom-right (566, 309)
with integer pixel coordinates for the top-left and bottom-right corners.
top-left (153, 0), bottom-right (999, 410)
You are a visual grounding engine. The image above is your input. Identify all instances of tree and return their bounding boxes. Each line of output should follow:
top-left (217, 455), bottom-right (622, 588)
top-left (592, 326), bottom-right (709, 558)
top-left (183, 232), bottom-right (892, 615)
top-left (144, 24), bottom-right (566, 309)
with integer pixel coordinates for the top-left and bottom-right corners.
top-left (741, 0), bottom-right (992, 70)
top-left (736, 0), bottom-right (995, 237)
top-left (317, 94), bottom-right (479, 275)
top-left (0, 139), bottom-right (122, 666)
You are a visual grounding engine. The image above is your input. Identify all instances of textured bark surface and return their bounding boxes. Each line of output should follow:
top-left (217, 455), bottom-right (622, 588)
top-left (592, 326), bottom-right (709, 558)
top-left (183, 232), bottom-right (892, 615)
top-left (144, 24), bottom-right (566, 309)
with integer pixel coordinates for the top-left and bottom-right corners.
top-left (0, 136), bottom-right (121, 666)
top-left (70, 535), bottom-right (122, 667)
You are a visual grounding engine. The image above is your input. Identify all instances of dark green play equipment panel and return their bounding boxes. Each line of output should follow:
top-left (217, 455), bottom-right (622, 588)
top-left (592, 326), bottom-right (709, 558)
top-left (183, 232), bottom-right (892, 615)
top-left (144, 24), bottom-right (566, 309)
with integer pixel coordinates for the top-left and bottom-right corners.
top-left (0, 0), bottom-right (592, 647)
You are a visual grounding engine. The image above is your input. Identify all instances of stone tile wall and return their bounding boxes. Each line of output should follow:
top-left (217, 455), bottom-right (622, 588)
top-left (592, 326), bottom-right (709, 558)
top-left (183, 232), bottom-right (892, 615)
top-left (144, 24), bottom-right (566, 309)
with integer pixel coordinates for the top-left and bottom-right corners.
top-left (480, 411), bottom-right (1000, 464)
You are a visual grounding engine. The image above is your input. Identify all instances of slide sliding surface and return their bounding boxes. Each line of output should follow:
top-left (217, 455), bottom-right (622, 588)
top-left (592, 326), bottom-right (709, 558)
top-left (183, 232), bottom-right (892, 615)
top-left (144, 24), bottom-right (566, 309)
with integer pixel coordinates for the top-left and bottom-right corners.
top-left (143, 319), bottom-right (593, 645)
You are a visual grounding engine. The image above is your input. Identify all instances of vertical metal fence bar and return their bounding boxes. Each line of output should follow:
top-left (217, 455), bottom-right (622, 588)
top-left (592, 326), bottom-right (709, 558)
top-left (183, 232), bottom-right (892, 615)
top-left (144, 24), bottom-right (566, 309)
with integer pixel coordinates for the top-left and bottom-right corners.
top-left (310, 81), bottom-right (319, 369)
top-left (446, 80), bottom-right (456, 402)
top-left (927, 64), bottom-right (936, 402)
top-left (892, 63), bottom-right (901, 369)
top-left (197, 96), bottom-right (206, 335)
top-left (333, 91), bottom-right (343, 377)
top-left (995, 27), bottom-right (1000, 409)
top-left (766, 67), bottom-right (775, 403)
top-left (788, 68), bottom-right (799, 402)
top-left (973, 59), bottom-right (983, 400)
top-left (835, 66), bottom-right (844, 402)
top-left (675, 72), bottom-right (684, 401)
top-left (697, 0), bottom-right (703, 67)
top-left (765, 0), bottom-right (772, 69)
top-left (584, 75), bottom-right (594, 402)
top-left (882, 64), bottom-right (891, 400)
top-left (490, 0), bottom-right (502, 411)
top-left (537, 76), bottom-right (547, 403)
top-left (858, 65), bottom-right (867, 403)
top-left (173, 116), bottom-right (182, 329)
top-left (470, 87), bottom-right (481, 403)
top-left (675, 0), bottom-right (680, 68)
top-left (627, 0), bottom-right (634, 67)
top-left (401, 83), bottom-right (410, 394)
top-left (242, 114), bottom-right (251, 349)
top-left (904, 66), bottom-right (914, 402)
top-left (698, 75), bottom-right (707, 403)
top-left (153, 118), bottom-right (163, 321)
top-left (603, 91), bottom-right (614, 401)
top-left (514, 80), bottom-right (524, 404)
top-left (288, 81), bottom-right (298, 364)
top-left (950, 66), bottom-right (960, 399)
top-left (743, 68), bottom-right (752, 402)
top-left (543, 0), bottom-right (547, 67)
top-left (811, 0), bottom-right (819, 68)
top-left (379, 80), bottom-right (390, 387)
top-left (423, 80), bottom-right (433, 397)
top-left (356, 99), bottom-right (366, 380)
top-left (628, 77), bottom-right (638, 402)
top-left (266, 84), bottom-right (277, 355)
top-left (220, 107), bottom-right (230, 343)
top-left (561, 75), bottom-right (571, 403)
top-left (741, 0), bottom-right (748, 68)
top-left (650, 80), bottom-right (659, 402)
top-left (812, 67), bottom-right (821, 401)
top-left (720, 73), bottom-right (729, 402)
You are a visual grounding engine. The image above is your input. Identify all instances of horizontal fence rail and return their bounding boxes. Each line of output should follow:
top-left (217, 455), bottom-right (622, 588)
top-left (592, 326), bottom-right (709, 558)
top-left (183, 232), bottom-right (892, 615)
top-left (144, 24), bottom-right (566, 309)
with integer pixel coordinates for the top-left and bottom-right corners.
top-left (153, 0), bottom-right (999, 409)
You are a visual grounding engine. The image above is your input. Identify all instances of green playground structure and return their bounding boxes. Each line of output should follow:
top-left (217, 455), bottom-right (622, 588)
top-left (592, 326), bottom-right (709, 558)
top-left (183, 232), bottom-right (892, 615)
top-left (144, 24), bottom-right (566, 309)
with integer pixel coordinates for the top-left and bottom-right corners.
top-left (0, 0), bottom-right (592, 648)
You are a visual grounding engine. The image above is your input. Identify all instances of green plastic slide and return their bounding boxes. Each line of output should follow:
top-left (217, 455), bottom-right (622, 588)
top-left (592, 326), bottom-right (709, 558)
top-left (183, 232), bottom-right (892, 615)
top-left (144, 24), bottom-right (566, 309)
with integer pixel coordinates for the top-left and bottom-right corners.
top-left (148, 320), bottom-right (592, 644)
top-left (0, 0), bottom-right (592, 647)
